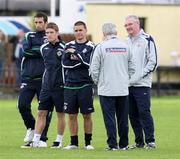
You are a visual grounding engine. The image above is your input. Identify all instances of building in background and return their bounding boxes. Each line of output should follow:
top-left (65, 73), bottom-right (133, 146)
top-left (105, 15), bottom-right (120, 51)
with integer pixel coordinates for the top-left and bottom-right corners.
top-left (1, 0), bottom-right (180, 91)
top-left (86, 3), bottom-right (180, 66)
top-left (1, 0), bottom-right (180, 34)
top-left (0, 0), bottom-right (86, 34)
top-left (1, 0), bottom-right (180, 64)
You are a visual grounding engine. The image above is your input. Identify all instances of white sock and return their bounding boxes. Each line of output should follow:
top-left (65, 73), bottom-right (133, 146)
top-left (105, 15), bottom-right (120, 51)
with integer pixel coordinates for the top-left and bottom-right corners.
top-left (55, 134), bottom-right (63, 143)
top-left (32, 133), bottom-right (41, 143)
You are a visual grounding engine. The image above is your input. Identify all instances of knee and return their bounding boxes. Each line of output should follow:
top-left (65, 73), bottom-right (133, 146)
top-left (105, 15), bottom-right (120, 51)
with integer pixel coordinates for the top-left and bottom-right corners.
top-left (18, 102), bottom-right (29, 112)
top-left (37, 110), bottom-right (47, 119)
top-left (83, 114), bottom-right (92, 121)
top-left (69, 114), bottom-right (77, 121)
top-left (17, 98), bottom-right (30, 110)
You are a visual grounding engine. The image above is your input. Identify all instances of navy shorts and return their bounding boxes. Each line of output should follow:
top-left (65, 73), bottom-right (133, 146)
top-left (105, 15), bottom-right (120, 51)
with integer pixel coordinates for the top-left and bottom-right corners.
top-left (38, 88), bottom-right (64, 113)
top-left (64, 85), bottom-right (94, 114)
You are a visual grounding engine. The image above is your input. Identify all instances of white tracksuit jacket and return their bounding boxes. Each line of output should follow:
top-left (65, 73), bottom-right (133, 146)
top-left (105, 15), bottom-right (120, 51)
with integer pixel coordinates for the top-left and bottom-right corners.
top-left (127, 29), bottom-right (158, 88)
top-left (90, 35), bottom-right (135, 96)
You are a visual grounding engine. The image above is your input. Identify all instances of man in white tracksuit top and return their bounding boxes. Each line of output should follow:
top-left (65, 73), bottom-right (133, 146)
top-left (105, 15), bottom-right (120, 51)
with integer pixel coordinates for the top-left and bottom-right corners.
top-left (90, 23), bottom-right (135, 150)
top-left (124, 15), bottom-right (158, 149)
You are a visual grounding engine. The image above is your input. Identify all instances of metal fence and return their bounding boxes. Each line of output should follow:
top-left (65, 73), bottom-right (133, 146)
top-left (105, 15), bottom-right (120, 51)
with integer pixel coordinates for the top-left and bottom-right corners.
top-left (0, 63), bottom-right (18, 93)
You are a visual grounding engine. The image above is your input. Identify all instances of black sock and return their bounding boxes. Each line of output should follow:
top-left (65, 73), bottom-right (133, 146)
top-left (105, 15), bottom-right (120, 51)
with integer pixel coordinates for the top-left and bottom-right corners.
top-left (85, 133), bottom-right (92, 146)
top-left (70, 135), bottom-right (78, 146)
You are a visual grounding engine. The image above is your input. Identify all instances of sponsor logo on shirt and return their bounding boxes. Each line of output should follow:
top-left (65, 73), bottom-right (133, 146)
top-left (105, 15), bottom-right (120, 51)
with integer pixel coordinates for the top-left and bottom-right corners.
top-left (82, 48), bottom-right (87, 54)
top-left (106, 48), bottom-right (127, 53)
top-left (57, 50), bottom-right (62, 57)
top-left (88, 107), bottom-right (93, 111)
top-left (20, 83), bottom-right (27, 89)
top-left (64, 102), bottom-right (68, 110)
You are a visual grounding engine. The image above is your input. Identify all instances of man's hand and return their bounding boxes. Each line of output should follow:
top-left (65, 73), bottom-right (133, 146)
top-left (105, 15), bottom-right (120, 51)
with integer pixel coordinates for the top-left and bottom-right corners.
top-left (70, 54), bottom-right (79, 60)
top-left (66, 48), bottom-right (76, 53)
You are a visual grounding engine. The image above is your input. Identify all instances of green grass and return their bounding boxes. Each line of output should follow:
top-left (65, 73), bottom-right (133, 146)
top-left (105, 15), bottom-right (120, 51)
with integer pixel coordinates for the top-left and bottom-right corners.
top-left (0, 96), bottom-right (180, 159)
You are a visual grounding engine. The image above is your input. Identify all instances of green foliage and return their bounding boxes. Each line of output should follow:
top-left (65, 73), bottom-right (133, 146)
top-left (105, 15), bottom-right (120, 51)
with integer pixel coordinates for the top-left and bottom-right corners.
top-left (0, 97), bottom-right (180, 159)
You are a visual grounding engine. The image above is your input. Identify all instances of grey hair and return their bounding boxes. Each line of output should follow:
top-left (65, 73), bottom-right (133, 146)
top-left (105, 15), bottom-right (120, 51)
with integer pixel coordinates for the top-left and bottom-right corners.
top-left (102, 23), bottom-right (117, 36)
top-left (125, 15), bottom-right (140, 24)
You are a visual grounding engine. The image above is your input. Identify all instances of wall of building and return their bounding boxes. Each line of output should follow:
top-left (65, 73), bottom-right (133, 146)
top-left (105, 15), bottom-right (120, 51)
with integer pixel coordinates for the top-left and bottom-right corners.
top-left (86, 4), bottom-right (180, 65)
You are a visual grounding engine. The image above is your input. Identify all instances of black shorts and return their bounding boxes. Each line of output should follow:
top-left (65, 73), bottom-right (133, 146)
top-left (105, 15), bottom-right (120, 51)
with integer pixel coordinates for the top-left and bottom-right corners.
top-left (38, 88), bottom-right (64, 112)
top-left (64, 85), bottom-right (94, 114)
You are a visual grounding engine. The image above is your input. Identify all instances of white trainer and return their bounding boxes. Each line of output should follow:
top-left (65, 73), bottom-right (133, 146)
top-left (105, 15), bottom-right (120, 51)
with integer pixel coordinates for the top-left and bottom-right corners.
top-left (24, 128), bottom-right (34, 143)
top-left (30, 141), bottom-right (39, 148)
top-left (146, 142), bottom-right (156, 149)
top-left (84, 145), bottom-right (94, 150)
top-left (30, 141), bottom-right (47, 148)
top-left (63, 145), bottom-right (78, 150)
top-left (20, 142), bottom-right (32, 148)
top-left (119, 146), bottom-right (129, 150)
top-left (38, 141), bottom-right (47, 148)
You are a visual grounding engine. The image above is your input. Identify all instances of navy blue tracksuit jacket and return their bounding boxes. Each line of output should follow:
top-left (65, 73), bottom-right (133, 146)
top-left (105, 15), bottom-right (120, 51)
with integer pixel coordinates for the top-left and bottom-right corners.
top-left (40, 40), bottom-right (65, 90)
top-left (21, 30), bottom-right (48, 82)
top-left (62, 40), bottom-right (95, 86)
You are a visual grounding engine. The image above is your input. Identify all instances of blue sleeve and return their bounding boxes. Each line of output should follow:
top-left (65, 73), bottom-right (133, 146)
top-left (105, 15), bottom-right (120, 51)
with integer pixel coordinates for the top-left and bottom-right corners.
top-left (62, 51), bottom-right (82, 68)
top-left (22, 33), bottom-right (42, 58)
top-left (62, 43), bottom-right (82, 68)
top-left (75, 46), bottom-right (94, 68)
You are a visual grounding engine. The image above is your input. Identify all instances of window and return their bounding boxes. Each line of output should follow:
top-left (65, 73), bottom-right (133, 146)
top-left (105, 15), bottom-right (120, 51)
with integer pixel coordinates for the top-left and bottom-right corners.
top-left (139, 17), bottom-right (146, 31)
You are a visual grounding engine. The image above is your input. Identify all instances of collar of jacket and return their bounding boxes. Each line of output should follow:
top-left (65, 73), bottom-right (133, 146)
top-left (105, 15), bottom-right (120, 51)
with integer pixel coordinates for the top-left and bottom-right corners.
top-left (129, 29), bottom-right (144, 39)
top-left (129, 29), bottom-right (145, 41)
top-left (49, 40), bottom-right (60, 46)
top-left (104, 35), bottom-right (117, 41)
top-left (36, 30), bottom-right (45, 34)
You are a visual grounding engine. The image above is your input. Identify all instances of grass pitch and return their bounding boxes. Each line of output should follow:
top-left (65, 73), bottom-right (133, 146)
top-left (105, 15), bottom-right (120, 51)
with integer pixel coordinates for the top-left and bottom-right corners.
top-left (0, 96), bottom-right (180, 159)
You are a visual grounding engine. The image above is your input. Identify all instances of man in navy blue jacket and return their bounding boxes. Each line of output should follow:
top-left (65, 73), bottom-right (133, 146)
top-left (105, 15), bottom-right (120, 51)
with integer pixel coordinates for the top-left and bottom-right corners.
top-left (18, 12), bottom-right (52, 148)
top-left (62, 21), bottom-right (95, 150)
top-left (31, 22), bottom-right (65, 148)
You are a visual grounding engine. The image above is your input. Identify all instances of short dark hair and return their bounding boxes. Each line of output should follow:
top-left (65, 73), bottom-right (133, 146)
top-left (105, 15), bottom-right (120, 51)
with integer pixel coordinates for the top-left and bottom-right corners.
top-left (74, 21), bottom-right (87, 29)
top-left (34, 12), bottom-right (48, 23)
top-left (46, 22), bottom-right (59, 32)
